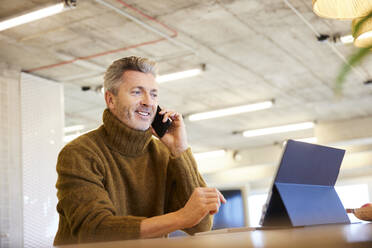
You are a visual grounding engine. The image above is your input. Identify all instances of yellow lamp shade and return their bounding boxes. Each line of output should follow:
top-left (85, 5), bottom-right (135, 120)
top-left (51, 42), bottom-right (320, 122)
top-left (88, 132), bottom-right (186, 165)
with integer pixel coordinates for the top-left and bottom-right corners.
top-left (352, 17), bottom-right (372, 48)
top-left (312, 0), bottom-right (372, 19)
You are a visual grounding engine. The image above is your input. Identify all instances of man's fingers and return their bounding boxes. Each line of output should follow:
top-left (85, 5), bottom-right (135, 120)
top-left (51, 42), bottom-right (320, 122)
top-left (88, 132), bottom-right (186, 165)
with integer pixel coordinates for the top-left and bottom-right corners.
top-left (205, 198), bottom-right (220, 206)
top-left (162, 112), bottom-right (171, 123)
top-left (165, 113), bottom-right (180, 122)
top-left (218, 191), bottom-right (227, 204)
top-left (198, 188), bottom-right (227, 204)
top-left (346, 208), bottom-right (355, 213)
top-left (203, 192), bottom-right (219, 198)
top-left (207, 203), bottom-right (220, 215)
top-left (160, 109), bottom-right (182, 123)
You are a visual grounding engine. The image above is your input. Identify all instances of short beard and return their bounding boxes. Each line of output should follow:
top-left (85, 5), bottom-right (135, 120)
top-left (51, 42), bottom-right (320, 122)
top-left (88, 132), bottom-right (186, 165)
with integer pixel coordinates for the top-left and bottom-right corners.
top-left (115, 105), bottom-right (132, 127)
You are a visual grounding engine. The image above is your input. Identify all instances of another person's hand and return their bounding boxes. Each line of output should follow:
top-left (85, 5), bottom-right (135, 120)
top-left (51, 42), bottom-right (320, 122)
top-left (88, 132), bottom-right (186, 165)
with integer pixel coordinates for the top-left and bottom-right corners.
top-left (151, 108), bottom-right (188, 157)
top-left (176, 187), bottom-right (226, 229)
top-left (346, 203), bottom-right (372, 221)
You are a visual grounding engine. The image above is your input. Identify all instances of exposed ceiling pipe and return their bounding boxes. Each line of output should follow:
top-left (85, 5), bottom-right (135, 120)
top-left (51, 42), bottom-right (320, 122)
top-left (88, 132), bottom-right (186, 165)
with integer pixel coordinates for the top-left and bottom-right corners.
top-left (282, 0), bottom-right (368, 82)
top-left (96, 0), bottom-right (197, 54)
top-left (25, 0), bottom-right (196, 73)
top-left (56, 51), bottom-right (106, 71)
top-left (25, 38), bottom-right (166, 72)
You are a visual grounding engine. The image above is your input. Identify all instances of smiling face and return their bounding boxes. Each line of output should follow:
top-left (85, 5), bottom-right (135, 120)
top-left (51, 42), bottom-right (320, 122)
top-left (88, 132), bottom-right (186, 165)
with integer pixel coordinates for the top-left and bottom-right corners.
top-left (105, 70), bottom-right (159, 131)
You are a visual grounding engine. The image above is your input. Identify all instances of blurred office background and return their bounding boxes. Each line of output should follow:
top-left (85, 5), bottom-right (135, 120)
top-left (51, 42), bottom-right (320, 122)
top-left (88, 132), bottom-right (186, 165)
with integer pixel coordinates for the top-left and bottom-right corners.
top-left (1, 0), bottom-right (372, 247)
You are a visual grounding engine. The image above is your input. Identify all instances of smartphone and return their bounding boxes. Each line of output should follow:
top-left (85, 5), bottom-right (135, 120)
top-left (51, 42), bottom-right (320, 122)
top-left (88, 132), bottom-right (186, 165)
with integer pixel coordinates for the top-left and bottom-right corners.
top-left (151, 106), bottom-right (172, 137)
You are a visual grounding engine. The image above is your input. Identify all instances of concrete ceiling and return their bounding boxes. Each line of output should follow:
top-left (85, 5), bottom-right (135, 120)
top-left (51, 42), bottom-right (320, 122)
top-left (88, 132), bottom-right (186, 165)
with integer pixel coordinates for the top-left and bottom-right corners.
top-left (1, 0), bottom-right (372, 185)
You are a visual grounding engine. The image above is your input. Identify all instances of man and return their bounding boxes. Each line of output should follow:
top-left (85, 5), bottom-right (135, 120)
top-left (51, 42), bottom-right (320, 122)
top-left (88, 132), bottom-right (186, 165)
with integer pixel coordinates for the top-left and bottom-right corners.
top-left (54, 56), bottom-right (226, 245)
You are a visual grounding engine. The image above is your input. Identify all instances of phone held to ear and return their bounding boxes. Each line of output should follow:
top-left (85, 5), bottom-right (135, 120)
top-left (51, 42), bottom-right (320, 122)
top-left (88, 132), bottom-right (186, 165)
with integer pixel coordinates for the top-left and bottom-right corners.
top-left (151, 106), bottom-right (172, 138)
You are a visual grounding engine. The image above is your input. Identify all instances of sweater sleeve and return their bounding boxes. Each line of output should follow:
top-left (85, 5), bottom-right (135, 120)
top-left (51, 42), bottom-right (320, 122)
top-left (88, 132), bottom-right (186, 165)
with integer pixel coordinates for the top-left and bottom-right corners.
top-left (165, 148), bottom-right (213, 235)
top-left (55, 145), bottom-right (145, 244)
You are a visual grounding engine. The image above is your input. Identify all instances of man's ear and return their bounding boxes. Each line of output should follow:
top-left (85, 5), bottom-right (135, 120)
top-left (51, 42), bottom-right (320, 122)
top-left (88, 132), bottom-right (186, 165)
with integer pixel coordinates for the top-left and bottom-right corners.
top-left (105, 90), bottom-right (115, 111)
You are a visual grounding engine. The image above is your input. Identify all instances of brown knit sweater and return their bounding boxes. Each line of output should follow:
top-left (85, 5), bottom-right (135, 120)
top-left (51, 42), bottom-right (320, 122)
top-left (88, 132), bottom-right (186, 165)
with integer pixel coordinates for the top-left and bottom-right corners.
top-left (54, 109), bottom-right (212, 245)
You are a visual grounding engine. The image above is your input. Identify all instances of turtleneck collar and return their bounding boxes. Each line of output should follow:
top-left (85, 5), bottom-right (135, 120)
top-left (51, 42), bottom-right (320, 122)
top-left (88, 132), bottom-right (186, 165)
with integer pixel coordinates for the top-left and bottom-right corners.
top-left (102, 108), bottom-right (153, 156)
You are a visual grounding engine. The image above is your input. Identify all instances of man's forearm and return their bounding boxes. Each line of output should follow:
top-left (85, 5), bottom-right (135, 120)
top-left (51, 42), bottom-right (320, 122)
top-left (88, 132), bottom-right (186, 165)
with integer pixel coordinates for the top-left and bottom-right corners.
top-left (140, 211), bottom-right (184, 238)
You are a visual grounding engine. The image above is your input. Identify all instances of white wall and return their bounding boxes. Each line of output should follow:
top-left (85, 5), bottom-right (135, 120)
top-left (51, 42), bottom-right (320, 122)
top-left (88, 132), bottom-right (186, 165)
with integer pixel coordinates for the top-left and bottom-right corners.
top-left (0, 68), bottom-right (64, 248)
top-left (21, 72), bottom-right (64, 247)
top-left (0, 62), bottom-right (23, 248)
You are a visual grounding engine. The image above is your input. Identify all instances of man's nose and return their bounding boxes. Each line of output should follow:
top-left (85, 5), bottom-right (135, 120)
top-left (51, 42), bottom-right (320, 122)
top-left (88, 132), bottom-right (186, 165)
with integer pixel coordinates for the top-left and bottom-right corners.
top-left (141, 93), bottom-right (155, 106)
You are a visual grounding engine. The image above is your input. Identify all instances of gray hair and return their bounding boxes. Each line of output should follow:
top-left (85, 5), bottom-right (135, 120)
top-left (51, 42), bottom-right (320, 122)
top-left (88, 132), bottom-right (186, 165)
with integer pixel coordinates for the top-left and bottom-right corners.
top-left (103, 56), bottom-right (157, 95)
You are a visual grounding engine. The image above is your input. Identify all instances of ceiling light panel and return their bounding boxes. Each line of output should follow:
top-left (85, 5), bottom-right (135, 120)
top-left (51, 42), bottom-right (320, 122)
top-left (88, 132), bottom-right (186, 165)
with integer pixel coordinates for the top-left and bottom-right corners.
top-left (156, 68), bottom-right (202, 83)
top-left (188, 100), bottom-right (274, 121)
top-left (242, 122), bottom-right (315, 138)
top-left (0, 3), bottom-right (66, 32)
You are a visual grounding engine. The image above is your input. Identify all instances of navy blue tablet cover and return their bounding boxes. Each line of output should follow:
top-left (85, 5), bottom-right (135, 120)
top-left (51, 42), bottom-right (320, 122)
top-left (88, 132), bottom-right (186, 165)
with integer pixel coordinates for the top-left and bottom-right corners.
top-left (261, 140), bottom-right (350, 227)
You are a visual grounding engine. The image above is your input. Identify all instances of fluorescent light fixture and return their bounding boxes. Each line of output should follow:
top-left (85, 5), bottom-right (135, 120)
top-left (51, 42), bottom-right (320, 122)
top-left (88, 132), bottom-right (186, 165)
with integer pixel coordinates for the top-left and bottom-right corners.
top-left (194, 150), bottom-right (226, 160)
top-left (64, 125), bottom-right (85, 133)
top-left (340, 35), bottom-right (354, 44)
top-left (0, 3), bottom-right (65, 32)
top-left (188, 101), bottom-right (273, 121)
top-left (357, 31), bottom-right (372, 41)
top-left (156, 68), bottom-right (202, 83)
top-left (243, 122), bottom-right (315, 138)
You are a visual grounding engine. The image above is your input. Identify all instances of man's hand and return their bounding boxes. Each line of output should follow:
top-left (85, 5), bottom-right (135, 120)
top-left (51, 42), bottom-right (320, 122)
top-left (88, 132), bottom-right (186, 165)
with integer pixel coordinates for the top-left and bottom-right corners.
top-left (152, 108), bottom-right (188, 157)
top-left (140, 187), bottom-right (226, 238)
top-left (177, 187), bottom-right (227, 229)
top-left (347, 203), bottom-right (372, 221)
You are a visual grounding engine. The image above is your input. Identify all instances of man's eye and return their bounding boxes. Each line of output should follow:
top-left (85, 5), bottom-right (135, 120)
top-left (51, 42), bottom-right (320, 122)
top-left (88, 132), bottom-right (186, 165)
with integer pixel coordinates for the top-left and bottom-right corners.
top-left (151, 93), bottom-right (158, 98)
top-left (132, 91), bottom-right (141, 95)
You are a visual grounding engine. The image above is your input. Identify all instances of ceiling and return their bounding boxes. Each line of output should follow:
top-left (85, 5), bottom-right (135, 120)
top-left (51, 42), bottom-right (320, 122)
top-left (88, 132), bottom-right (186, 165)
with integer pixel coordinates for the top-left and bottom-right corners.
top-left (1, 0), bottom-right (372, 157)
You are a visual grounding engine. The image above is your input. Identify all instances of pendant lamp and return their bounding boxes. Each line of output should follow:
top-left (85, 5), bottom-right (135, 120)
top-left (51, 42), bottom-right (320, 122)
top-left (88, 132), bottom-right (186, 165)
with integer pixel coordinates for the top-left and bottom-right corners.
top-left (352, 17), bottom-right (372, 48)
top-left (312, 0), bottom-right (372, 19)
